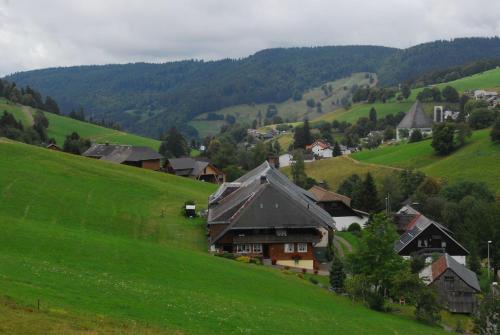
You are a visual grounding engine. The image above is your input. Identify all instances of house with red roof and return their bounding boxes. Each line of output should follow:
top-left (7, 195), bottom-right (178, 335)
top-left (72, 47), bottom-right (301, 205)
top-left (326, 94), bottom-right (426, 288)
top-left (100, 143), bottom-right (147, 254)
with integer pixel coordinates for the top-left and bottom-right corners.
top-left (306, 140), bottom-right (333, 158)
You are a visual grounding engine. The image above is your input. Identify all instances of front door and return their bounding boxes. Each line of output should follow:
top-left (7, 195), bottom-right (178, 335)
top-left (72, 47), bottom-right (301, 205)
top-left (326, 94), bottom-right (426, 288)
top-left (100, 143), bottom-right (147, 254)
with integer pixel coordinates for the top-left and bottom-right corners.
top-left (263, 244), bottom-right (270, 258)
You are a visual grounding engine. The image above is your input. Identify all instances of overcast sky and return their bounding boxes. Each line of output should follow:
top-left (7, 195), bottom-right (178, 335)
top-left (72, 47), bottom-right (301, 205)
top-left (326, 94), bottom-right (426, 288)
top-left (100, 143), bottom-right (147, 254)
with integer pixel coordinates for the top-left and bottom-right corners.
top-left (1, 0), bottom-right (499, 76)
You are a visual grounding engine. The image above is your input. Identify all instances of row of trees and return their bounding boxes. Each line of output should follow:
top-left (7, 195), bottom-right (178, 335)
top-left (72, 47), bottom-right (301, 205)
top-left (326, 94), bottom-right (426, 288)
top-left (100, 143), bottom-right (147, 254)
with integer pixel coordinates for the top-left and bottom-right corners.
top-left (0, 79), bottom-right (60, 115)
top-left (0, 110), bottom-right (52, 145)
top-left (416, 85), bottom-right (460, 103)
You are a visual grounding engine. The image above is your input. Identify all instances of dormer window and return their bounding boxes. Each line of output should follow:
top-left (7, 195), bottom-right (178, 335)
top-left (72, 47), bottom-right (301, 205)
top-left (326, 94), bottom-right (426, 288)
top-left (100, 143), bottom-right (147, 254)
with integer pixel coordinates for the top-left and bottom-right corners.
top-left (276, 229), bottom-right (287, 237)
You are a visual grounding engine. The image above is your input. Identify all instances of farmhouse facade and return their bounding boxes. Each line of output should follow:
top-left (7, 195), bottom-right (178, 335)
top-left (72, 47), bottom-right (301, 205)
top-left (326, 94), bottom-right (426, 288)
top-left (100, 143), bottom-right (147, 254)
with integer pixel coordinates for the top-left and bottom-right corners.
top-left (207, 161), bottom-right (334, 270)
top-left (394, 210), bottom-right (469, 265)
top-left (306, 140), bottom-right (333, 158)
top-left (82, 143), bottom-right (163, 170)
top-left (419, 253), bottom-right (480, 314)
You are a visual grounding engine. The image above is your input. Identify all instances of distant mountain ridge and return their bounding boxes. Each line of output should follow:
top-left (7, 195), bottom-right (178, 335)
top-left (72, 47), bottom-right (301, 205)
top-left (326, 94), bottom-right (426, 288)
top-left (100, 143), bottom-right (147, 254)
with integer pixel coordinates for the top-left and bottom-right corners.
top-left (5, 37), bottom-right (500, 138)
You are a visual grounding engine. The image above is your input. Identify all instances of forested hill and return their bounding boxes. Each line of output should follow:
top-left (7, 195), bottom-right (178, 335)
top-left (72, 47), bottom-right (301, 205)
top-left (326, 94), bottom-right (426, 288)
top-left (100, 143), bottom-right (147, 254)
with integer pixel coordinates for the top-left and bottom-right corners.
top-left (6, 37), bottom-right (500, 138)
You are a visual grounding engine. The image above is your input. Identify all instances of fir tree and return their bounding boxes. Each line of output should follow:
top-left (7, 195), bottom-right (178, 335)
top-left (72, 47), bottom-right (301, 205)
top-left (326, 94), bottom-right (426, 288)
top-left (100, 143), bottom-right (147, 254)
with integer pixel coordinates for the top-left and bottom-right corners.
top-left (291, 151), bottom-right (307, 188)
top-left (332, 141), bottom-right (342, 157)
top-left (329, 256), bottom-right (346, 293)
top-left (360, 173), bottom-right (379, 212)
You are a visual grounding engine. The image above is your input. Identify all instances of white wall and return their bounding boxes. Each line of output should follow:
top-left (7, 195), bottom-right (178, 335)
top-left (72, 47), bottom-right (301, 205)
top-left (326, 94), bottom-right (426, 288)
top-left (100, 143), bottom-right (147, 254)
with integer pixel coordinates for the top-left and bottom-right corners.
top-left (334, 216), bottom-right (369, 231)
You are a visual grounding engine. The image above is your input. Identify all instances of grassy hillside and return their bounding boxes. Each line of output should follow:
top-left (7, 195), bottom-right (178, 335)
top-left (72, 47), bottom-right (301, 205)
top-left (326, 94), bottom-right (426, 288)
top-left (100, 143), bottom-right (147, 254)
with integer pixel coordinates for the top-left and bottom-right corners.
top-left (190, 73), bottom-right (375, 137)
top-left (282, 156), bottom-right (397, 191)
top-left (352, 129), bottom-right (500, 194)
top-left (0, 98), bottom-right (161, 149)
top-left (0, 139), bottom-right (447, 334)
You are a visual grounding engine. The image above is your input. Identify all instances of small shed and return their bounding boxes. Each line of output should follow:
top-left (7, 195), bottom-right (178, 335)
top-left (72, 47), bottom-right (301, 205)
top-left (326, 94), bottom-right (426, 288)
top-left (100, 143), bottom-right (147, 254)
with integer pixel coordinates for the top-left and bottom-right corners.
top-left (419, 254), bottom-right (480, 314)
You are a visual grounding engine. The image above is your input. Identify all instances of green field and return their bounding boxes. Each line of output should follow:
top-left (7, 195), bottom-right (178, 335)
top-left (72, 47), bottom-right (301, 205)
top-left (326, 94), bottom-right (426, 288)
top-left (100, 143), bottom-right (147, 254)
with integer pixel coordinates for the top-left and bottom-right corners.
top-left (0, 138), bottom-right (447, 334)
top-left (189, 73), bottom-right (376, 137)
top-left (282, 156), bottom-right (397, 191)
top-left (352, 129), bottom-right (500, 194)
top-left (409, 67), bottom-right (500, 100)
top-left (0, 98), bottom-right (161, 149)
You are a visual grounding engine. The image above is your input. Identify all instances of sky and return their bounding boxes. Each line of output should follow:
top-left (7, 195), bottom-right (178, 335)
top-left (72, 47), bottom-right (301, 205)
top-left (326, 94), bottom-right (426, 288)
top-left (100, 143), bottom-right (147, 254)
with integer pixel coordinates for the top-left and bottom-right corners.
top-left (1, 0), bottom-right (499, 76)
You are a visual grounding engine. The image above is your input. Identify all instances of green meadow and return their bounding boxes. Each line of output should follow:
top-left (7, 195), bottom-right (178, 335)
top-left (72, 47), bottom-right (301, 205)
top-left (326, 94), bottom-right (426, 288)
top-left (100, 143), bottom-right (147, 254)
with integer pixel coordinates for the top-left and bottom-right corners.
top-left (0, 98), bottom-right (161, 149)
top-left (352, 129), bottom-right (500, 194)
top-left (0, 139), bottom-right (447, 334)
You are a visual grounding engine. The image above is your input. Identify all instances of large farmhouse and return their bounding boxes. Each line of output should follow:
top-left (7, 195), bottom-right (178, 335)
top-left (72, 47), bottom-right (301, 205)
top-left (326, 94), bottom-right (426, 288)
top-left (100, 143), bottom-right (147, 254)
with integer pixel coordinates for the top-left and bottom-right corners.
top-left (207, 161), bottom-right (334, 270)
top-left (420, 254), bottom-right (480, 314)
top-left (165, 157), bottom-right (225, 184)
top-left (309, 185), bottom-right (369, 230)
top-left (394, 209), bottom-right (469, 265)
top-left (396, 100), bottom-right (433, 141)
top-left (82, 143), bottom-right (163, 170)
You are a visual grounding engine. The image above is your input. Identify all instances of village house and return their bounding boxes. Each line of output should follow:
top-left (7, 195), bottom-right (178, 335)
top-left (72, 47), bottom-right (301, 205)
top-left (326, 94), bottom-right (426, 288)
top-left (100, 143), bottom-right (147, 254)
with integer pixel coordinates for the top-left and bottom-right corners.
top-left (309, 185), bottom-right (369, 230)
top-left (82, 143), bottom-right (163, 170)
top-left (306, 140), bottom-right (333, 158)
top-left (165, 157), bottom-right (225, 184)
top-left (46, 143), bottom-right (62, 151)
top-left (419, 253), bottom-right (480, 314)
top-left (394, 207), bottom-right (469, 265)
top-left (396, 100), bottom-right (433, 141)
top-left (206, 161), bottom-right (334, 270)
top-left (278, 151), bottom-right (316, 168)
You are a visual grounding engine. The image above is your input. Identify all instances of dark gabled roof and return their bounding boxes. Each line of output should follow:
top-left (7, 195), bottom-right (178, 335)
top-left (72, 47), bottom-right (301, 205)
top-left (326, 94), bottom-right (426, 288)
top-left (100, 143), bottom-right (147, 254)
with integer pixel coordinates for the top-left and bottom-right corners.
top-left (168, 158), bottom-right (218, 178)
top-left (421, 254), bottom-right (480, 292)
top-left (82, 144), bottom-right (162, 163)
top-left (167, 157), bottom-right (197, 170)
top-left (309, 185), bottom-right (351, 206)
top-left (233, 233), bottom-right (320, 244)
top-left (394, 214), bottom-right (468, 254)
top-left (397, 100), bottom-right (433, 129)
top-left (208, 161), bottom-right (334, 244)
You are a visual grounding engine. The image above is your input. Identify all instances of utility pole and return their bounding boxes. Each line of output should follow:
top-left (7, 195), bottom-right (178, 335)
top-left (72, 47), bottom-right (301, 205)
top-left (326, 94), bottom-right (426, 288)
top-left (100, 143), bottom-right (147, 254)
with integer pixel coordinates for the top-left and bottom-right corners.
top-left (487, 240), bottom-right (492, 280)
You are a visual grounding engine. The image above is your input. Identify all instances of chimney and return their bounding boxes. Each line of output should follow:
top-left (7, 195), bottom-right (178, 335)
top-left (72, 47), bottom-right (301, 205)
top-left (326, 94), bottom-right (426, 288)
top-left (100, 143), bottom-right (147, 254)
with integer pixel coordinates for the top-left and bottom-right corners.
top-left (267, 154), bottom-right (278, 168)
top-left (260, 175), bottom-right (268, 184)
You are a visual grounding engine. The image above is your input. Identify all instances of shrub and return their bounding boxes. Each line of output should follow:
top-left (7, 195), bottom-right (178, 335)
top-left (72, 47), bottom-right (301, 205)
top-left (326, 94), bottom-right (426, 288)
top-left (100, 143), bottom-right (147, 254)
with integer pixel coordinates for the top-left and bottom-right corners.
top-left (366, 291), bottom-right (385, 311)
top-left (415, 287), bottom-right (441, 325)
top-left (347, 223), bottom-right (362, 233)
top-left (309, 277), bottom-right (319, 285)
top-left (409, 129), bottom-right (423, 143)
top-left (469, 108), bottom-right (496, 129)
top-left (235, 256), bottom-right (251, 263)
top-left (301, 268), bottom-right (307, 274)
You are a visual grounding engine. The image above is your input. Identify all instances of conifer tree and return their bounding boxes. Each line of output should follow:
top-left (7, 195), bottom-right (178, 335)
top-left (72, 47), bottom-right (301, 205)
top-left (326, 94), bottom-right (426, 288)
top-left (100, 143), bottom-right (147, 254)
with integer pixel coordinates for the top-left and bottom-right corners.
top-left (332, 141), bottom-right (342, 157)
top-left (360, 172), bottom-right (379, 212)
top-left (329, 256), bottom-right (346, 293)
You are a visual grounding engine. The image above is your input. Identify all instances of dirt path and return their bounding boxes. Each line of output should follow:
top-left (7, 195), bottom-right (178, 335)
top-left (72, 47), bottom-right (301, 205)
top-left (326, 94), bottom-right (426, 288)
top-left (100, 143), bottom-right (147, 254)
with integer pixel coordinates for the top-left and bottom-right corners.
top-left (332, 238), bottom-right (344, 258)
top-left (334, 235), bottom-right (353, 253)
top-left (344, 155), bottom-right (403, 171)
top-left (21, 106), bottom-right (34, 126)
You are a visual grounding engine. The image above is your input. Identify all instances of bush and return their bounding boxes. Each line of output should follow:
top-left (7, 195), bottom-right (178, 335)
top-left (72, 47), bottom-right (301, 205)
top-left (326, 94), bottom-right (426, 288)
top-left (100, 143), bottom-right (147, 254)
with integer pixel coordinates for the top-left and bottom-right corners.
top-left (347, 223), bottom-right (362, 233)
top-left (415, 287), bottom-right (441, 325)
top-left (309, 277), bottom-right (319, 285)
top-left (366, 291), bottom-right (385, 311)
top-left (469, 108), bottom-right (496, 129)
top-left (235, 256), bottom-right (251, 263)
top-left (409, 129), bottom-right (423, 143)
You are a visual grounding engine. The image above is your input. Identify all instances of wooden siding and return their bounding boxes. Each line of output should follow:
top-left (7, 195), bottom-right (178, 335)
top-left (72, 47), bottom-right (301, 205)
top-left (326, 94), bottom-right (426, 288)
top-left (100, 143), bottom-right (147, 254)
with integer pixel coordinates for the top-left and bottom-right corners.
top-left (431, 268), bottom-right (478, 314)
top-left (141, 159), bottom-right (161, 170)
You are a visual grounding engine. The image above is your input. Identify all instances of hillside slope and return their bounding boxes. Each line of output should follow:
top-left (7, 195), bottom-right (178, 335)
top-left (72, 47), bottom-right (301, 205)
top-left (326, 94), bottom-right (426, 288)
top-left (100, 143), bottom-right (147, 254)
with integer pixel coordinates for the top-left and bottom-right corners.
top-left (352, 129), bottom-right (500, 194)
top-left (1, 98), bottom-right (161, 149)
top-left (0, 139), bottom-right (446, 334)
top-left (191, 72), bottom-right (375, 137)
top-left (6, 37), bottom-right (500, 137)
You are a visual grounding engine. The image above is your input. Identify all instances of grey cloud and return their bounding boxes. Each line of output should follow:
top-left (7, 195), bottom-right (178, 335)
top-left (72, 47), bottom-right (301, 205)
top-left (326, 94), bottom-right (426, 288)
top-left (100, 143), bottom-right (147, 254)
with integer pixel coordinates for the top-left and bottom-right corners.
top-left (0, 0), bottom-right (499, 76)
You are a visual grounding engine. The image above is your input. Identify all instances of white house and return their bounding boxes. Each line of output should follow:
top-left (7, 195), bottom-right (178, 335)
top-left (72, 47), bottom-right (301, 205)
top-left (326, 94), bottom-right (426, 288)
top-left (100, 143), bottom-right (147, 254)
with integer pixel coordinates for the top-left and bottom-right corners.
top-left (306, 140), bottom-right (333, 158)
top-left (279, 153), bottom-right (293, 167)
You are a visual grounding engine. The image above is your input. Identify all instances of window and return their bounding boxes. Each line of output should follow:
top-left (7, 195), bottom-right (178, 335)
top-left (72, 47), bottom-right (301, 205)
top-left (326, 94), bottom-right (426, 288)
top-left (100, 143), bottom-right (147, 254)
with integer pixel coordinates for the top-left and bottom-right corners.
top-left (441, 241), bottom-right (447, 248)
top-left (444, 276), bottom-right (455, 290)
top-left (297, 243), bottom-right (308, 253)
top-left (253, 244), bottom-right (262, 253)
top-left (236, 244), bottom-right (252, 254)
top-left (284, 243), bottom-right (294, 253)
top-left (276, 229), bottom-right (287, 237)
top-left (418, 240), bottom-right (422, 247)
